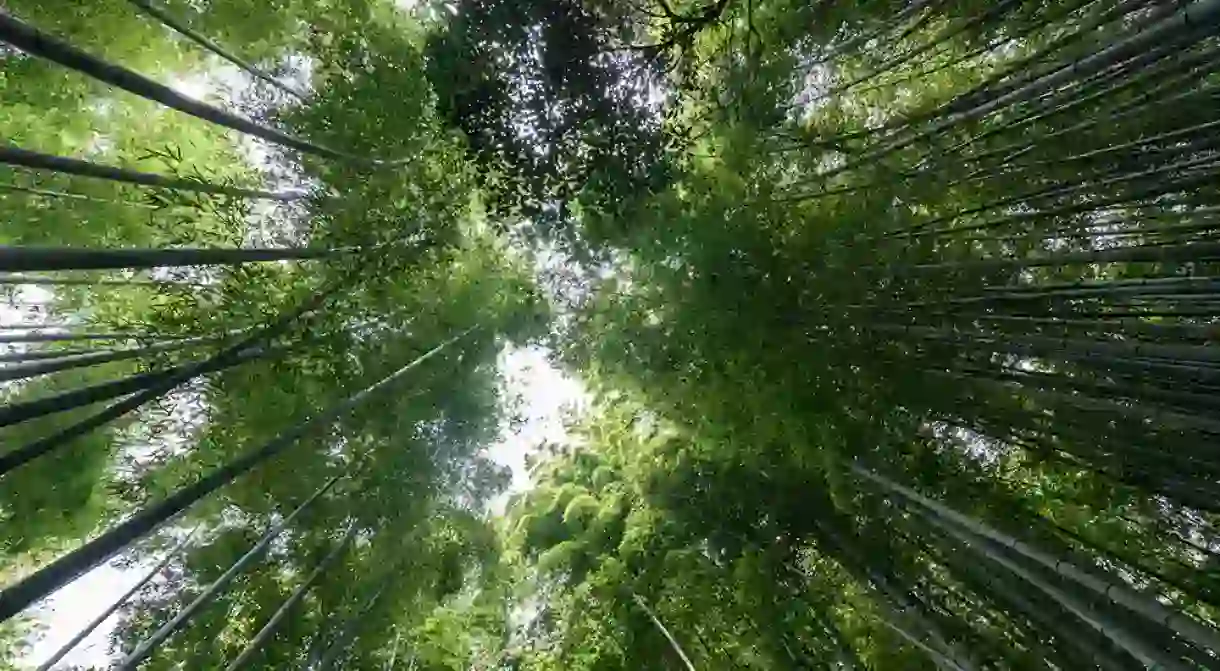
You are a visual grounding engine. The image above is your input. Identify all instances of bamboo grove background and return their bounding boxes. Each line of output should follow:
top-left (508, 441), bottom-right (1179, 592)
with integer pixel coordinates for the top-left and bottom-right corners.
top-left (0, 0), bottom-right (1217, 669)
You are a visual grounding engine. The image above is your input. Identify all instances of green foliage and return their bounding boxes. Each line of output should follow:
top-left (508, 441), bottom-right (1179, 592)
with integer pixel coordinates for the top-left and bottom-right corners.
top-left (3, 0), bottom-right (1220, 669)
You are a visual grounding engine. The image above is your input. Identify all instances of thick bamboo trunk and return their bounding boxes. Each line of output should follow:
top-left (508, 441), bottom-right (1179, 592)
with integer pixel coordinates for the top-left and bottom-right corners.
top-left (0, 331), bottom-right (132, 344)
top-left (943, 0), bottom-right (1220, 128)
top-left (0, 275), bottom-right (202, 287)
top-left (873, 613), bottom-right (970, 671)
top-left (943, 35), bottom-right (1209, 158)
top-left (961, 72), bottom-right (1220, 169)
top-left (0, 347), bottom-right (97, 363)
top-left (951, 542), bottom-right (1135, 669)
top-left (0, 181), bottom-right (157, 207)
top-left (870, 324), bottom-right (1220, 366)
top-left (943, 0), bottom-right (1152, 115)
top-left (0, 345), bottom-right (265, 475)
top-left (0, 245), bottom-right (341, 272)
top-left (813, 0), bottom-right (1220, 188)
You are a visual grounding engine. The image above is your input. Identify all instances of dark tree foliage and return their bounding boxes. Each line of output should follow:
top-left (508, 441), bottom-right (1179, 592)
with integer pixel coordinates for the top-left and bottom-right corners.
top-left (425, 0), bottom-right (677, 244)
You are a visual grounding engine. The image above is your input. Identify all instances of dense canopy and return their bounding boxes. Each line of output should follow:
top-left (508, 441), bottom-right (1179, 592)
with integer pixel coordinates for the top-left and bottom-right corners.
top-left (0, 0), bottom-right (1218, 669)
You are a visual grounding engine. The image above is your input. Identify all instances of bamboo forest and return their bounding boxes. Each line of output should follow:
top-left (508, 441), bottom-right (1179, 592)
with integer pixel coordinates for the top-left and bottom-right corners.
top-left (2, 0), bottom-right (1220, 668)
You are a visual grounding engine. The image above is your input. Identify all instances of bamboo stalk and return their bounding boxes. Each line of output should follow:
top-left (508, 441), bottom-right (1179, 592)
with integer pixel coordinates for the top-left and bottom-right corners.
top-left (0, 181), bottom-right (157, 207)
top-left (0, 145), bottom-right (305, 201)
top-left (632, 591), bottom-right (699, 671)
top-left (899, 240), bottom-right (1220, 273)
top-left (0, 275), bottom-right (200, 287)
top-left (117, 474), bottom-right (346, 668)
top-left (0, 328), bottom-right (471, 623)
top-left (918, 510), bottom-right (1185, 670)
top-left (810, 0), bottom-right (1220, 190)
top-left (0, 331), bottom-right (137, 344)
top-left (221, 524), bottom-right (358, 671)
top-left (0, 348), bottom-right (262, 429)
top-left (0, 284), bottom-right (338, 476)
top-left (124, 0), bottom-right (309, 100)
top-left (0, 11), bottom-right (361, 163)
top-left (943, 0), bottom-right (1220, 129)
top-left (0, 245), bottom-right (342, 272)
top-left (36, 527), bottom-right (201, 671)
top-left (854, 465), bottom-right (1220, 656)
top-left (0, 336), bottom-right (218, 383)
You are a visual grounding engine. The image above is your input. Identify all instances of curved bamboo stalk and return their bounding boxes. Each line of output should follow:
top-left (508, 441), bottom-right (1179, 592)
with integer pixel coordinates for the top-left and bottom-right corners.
top-left (0, 328), bottom-right (471, 623)
top-left (0, 145), bottom-right (305, 201)
top-left (124, 0), bottom-right (309, 100)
